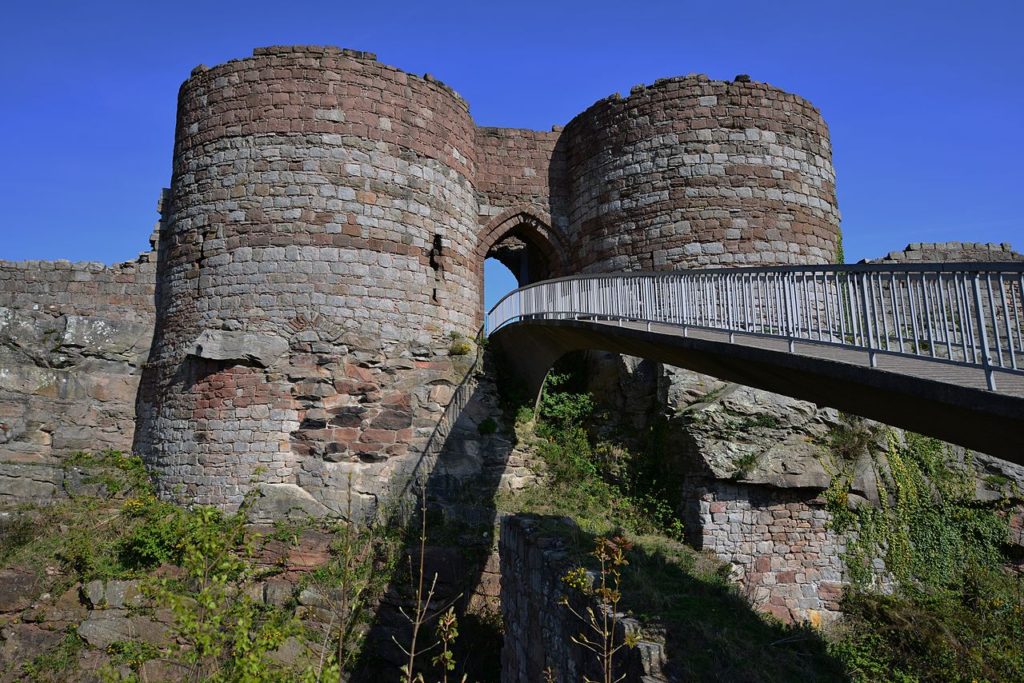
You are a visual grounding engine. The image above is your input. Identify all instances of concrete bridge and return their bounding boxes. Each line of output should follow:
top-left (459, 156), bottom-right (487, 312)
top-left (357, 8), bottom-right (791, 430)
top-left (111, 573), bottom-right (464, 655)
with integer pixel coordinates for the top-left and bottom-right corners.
top-left (487, 263), bottom-right (1024, 465)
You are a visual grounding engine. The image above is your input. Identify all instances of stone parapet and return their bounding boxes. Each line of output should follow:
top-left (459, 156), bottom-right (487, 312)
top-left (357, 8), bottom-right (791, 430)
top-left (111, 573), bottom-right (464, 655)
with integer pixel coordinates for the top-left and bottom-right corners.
top-left (864, 241), bottom-right (1024, 264)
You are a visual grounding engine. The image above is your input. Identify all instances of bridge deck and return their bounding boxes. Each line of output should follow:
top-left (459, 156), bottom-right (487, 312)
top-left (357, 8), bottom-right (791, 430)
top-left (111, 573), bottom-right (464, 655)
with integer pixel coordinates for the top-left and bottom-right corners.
top-left (603, 318), bottom-right (1024, 398)
top-left (488, 266), bottom-right (1024, 462)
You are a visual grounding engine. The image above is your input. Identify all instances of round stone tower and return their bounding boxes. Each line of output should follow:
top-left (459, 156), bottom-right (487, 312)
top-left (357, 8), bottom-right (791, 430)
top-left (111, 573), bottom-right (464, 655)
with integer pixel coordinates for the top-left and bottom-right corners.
top-left (135, 46), bottom-right (481, 513)
top-left (135, 48), bottom-right (844, 515)
top-left (562, 74), bottom-right (840, 272)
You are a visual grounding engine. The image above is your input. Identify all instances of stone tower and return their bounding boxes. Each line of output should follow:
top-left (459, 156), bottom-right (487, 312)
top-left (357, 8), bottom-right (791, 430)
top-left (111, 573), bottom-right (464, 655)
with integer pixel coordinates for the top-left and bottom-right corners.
top-left (134, 47), bottom-right (483, 513)
top-left (131, 46), bottom-right (840, 514)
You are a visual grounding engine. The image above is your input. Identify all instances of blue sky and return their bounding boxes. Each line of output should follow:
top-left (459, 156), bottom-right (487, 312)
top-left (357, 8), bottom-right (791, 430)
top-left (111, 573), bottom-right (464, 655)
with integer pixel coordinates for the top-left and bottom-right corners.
top-left (0, 1), bottom-right (1020, 310)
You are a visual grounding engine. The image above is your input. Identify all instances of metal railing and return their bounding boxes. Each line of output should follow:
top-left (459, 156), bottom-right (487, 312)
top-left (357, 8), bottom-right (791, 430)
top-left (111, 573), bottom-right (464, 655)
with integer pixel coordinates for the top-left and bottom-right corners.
top-left (486, 263), bottom-right (1024, 391)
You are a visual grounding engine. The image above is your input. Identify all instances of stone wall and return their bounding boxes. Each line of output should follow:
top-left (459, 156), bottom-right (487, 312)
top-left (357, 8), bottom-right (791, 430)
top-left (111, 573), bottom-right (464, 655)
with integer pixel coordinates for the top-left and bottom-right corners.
top-left (0, 249), bottom-right (156, 503)
top-left (3, 44), bottom-right (848, 521)
top-left (865, 241), bottom-right (1024, 264)
top-left (562, 74), bottom-right (840, 272)
top-left (499, 515), bottom-right (666, 683)
top-left (474, 126), bottom-right (566, 228)
top-left (685, 482), bottom-right (845, 626)
top-left (577, 355), bottom-right (854, 626)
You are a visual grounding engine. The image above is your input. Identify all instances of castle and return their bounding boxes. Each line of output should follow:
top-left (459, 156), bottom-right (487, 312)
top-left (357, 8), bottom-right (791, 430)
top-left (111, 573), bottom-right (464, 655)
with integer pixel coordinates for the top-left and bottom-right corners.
top-left (5, 48), bottom-right (1024, 655)
top-left (0, 45), bottom-right (844, 516)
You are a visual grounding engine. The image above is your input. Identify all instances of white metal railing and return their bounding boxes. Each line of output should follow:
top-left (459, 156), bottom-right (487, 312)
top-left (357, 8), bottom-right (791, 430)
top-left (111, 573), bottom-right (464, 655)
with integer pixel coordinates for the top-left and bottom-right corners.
top-left (486, 263), bottom-right (1024, 392)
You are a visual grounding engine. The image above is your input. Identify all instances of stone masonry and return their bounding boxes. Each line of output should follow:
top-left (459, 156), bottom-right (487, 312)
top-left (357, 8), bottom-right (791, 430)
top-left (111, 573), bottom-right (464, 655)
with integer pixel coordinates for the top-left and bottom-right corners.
top-left (687, 483), bottom-right (844, 626)
top-left (118, 45), bottom-right (842, 514)
top-left (9, 43), bottom-right (1020, 631)
top-left (864, 241), bottom-right (1024, 264)
top-left (499, 515), bottom-right (666, 683)
top-left (0, 239), bottom-right (157, 503)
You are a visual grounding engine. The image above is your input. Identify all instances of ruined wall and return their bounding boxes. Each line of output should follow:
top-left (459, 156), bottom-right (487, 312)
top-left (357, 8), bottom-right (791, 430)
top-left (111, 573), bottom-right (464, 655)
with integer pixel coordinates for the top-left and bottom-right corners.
top-left (134, 46), bottom-right (485, 513)
top-left (500, 515), bottom-right (666, 683)
top-left (866, 241), bottom-right (1024, 264)
top-left (0, 252), bottom-right (155, 503)
top-left (563, 74), bottom-right (840, 272)
top-left (686, 483), bottom-right (845, 625)
top-left (1, 45), bottom-right (852, 529)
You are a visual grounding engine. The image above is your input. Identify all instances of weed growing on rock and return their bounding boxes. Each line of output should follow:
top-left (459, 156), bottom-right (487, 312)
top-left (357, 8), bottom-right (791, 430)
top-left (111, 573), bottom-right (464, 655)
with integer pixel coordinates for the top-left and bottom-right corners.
top-left (21, 630), bottom-right (84, 681)
top-left (447, 332), bottom-right (473, 357)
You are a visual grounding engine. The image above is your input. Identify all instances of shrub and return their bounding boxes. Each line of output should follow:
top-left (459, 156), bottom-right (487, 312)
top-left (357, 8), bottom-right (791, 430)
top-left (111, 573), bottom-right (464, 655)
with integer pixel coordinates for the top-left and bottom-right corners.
top-left (477, 417), bottom-right (498, 435)
top-left (539, 372), bottom-right (594, 429)
top-left (560, 536), bottom-right (639, 683)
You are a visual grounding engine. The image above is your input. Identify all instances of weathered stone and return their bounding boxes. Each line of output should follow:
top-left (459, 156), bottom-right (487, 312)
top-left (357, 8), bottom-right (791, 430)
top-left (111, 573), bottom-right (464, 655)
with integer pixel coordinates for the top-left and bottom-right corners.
top-left (247, 484), bottom-right (331, 524)
top-left (269, 636), bottom-right (316, 668)
top-left (24, 584), bottom-right (87, 624)
top-left (189, 329), bottom-right (289, 368)
top-left (77, 613), bottom-right (170, 649)
top-left (0, 624), bottom-right (65, 671)
top-left (0, 570), bottom-right (38, 613)
top-left (139, 659), bottom-right (192, 682)
top-left (82, 580), bottom-right (143, 609)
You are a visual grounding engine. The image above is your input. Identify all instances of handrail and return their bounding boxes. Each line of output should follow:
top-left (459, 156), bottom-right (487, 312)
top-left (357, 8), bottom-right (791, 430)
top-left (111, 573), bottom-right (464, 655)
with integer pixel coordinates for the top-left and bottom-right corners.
top-left (486, 262), bottom-right (1024, 316)
top-left (486, 266), bottom-right (1024, 392)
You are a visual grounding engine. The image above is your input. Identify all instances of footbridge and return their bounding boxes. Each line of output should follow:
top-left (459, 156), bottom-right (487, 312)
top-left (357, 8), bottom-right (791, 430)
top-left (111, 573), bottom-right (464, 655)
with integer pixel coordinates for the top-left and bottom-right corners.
top-left (487, 263), bottom-right (1024, 464)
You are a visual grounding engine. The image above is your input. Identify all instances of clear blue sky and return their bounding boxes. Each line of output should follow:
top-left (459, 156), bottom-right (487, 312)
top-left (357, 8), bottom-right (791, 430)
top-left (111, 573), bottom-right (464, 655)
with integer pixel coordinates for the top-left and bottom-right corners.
top-left (1, 1), bottom-right (1020, 310)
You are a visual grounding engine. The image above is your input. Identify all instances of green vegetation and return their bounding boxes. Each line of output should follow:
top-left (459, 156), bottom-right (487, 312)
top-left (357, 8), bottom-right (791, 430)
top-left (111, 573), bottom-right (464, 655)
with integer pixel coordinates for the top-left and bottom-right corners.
top-left (732, 451), bottom-right (761, 479)
top-left (21, 630), bottom-right (85, 682)
top-left (447, 331), bottom-right (473, 356)
top-left (517, 368), bottom-right (685, 541)
top-left (498, 359), bottom-right (847, 681)
top-left (476, 417), bottom-right (497, 436)
top-left (824, 422), bottom-right (1024, 682)
top-left (2, 450), bottom-right (176, 590)
top-left (1, 451), bottom-right (406, 682)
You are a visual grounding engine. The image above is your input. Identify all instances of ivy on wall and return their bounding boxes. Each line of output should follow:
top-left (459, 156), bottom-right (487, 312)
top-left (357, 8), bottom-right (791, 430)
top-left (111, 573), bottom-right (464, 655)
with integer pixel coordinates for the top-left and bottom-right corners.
top-left (826, 429), bottom-right (1009, 592)
top-left (823, 422), bottom-right (1024, 682)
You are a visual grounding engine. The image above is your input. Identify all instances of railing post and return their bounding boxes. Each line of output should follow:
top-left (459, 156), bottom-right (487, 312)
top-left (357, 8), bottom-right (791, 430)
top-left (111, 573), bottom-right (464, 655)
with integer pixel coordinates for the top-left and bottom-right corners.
top-left (971, 273), bottom-right (997, 391)
top-left (860, 273), bottom-right (877, 367)
top-left (784, 273), bottom-right (796, 352)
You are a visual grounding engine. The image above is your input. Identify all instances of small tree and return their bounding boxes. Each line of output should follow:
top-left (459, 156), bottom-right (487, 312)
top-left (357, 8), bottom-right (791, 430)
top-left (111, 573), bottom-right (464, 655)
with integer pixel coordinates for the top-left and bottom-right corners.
top-left (560, 536), bottom-right (639, 683)
top-left (393, 494), bottom-right (465, 683)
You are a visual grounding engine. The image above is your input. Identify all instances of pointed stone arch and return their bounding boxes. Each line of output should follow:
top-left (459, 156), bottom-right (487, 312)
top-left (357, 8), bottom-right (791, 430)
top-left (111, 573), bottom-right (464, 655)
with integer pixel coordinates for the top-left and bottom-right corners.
top-left (477, 207), bottom-right (568, 286)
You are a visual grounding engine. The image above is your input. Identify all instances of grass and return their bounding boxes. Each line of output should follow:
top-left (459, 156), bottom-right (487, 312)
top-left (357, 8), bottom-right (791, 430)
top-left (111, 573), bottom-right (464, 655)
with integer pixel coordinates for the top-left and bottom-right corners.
top-left (21, 630), bottom-right (85, 682)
